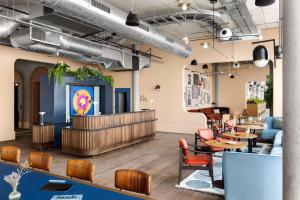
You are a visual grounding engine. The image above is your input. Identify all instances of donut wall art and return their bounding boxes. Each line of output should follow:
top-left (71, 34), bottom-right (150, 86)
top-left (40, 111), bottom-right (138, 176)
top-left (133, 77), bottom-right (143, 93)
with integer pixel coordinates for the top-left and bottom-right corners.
top-left (70, 85), bottom-right (94, 116)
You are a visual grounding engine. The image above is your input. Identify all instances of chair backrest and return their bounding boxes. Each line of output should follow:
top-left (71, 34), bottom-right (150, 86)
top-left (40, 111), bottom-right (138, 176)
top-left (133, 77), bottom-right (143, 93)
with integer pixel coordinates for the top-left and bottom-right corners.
top-left (212, 125), bottom-right (221, 135)
top-left (29, 152), bottom-right (52, 172)
top-left (1, 146), bottom-right (20, 163)
top-left (233, 111), bottom-right (240, 120)
top-left (197, 129), bottom-right (214, 140)
top-left (226, 120), bottom-right (236, 127)
top-left (179, 138), bottom-right (189, 156)
top-left (115, 169), bottom-right (151, 196)
top-left (66, 160), bottom-right (95, 183)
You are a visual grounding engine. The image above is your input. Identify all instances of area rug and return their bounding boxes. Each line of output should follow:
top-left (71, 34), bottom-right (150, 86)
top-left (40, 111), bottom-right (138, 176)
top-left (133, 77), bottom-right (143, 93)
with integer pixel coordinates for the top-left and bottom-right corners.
top-left (175, 143), bottom-right (272, 196)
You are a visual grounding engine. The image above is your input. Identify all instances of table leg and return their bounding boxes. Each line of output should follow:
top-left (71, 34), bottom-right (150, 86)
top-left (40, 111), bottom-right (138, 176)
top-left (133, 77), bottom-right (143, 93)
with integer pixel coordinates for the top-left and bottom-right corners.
top-left (248, 139), bottom-right (253, 153)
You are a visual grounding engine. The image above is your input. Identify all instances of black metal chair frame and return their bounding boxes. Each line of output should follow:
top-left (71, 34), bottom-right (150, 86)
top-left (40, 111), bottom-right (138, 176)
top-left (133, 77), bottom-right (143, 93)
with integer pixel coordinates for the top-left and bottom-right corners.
top-left (178, 143), bottom-right (214, 187)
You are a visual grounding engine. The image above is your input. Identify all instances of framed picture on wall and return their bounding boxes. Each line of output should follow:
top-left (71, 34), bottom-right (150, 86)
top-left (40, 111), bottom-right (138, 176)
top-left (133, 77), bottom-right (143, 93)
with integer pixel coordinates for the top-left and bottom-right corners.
top-left (187, 72), bottom-right (192, 86)
top-left (192, 85), bottom-right (200, 99)
top-left (186, 87), bottom-right (192, 107)
top-left (193, 73), bottom-right (199, 85)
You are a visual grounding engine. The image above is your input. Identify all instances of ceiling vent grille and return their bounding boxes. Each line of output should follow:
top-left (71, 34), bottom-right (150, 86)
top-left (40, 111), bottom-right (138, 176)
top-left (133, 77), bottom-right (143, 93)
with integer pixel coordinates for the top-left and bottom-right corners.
top-left (91, 0), bottom-right (111, 13)
top-left (30, 21), bottom-right (60, 46)
top-left (139, 24), bottom-right (150, 32)
top-left (166, 37), bottom-right (174, 43)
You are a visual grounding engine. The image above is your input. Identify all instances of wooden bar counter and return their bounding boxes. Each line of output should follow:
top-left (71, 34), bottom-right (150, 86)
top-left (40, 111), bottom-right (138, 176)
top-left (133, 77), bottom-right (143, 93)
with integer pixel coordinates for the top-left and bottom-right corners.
top-left (32, 123), bottom-right (54, 149)
top-left (62, 110), bottom-right (156, 156)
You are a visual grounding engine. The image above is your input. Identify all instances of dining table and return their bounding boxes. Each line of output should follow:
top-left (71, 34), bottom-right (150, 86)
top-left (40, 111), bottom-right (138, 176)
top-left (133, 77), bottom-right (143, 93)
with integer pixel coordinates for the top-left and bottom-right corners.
top-left (0, 162), bottom-right (152, 200)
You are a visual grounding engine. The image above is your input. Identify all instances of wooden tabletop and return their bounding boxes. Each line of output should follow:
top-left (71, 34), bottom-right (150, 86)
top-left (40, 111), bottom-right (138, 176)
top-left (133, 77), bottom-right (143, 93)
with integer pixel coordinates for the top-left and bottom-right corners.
top-left (205, 140), bottom-right (247, 149)
top-left (223, 132), bottom-right (258, 139)
top-left (235, 124), bottom-right (264, 130)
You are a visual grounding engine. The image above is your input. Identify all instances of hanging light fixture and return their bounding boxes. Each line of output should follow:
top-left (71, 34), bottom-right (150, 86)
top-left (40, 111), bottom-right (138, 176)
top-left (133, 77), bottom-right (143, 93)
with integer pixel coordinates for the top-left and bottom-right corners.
top-left (177, 1), bottom-right (190, 11)
top-left (126, 0), bottom-right (140, 26)
top-left (191, 59), bottom-right (198, 65)
top-left (255, 0), bottom-right (275, 7)
top-left (202, 42), bottom-right (209, 49)
top-left (182, 14), bottom-right (189, 44)
top-left (253, 45), bottom-right (269, 68)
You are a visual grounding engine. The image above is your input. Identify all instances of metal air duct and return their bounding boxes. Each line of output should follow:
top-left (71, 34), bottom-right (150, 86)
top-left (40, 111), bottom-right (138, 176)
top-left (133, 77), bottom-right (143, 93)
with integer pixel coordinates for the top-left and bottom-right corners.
top-left (31, 0), bottom-right (192, 58)
top-left (0, 11), bottom-right (28, 38)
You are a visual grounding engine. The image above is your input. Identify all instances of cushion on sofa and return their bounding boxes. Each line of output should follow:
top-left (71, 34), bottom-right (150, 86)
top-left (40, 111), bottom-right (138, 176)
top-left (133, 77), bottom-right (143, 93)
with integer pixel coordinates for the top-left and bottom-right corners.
top-left (262, 129), bottom-right (280, 140)
top-left (273, 131), bottom-right (283, 147)
top-left (273, 118), bottom-right (283, 130)
top-left (270, 147), bottom-right (282, 155)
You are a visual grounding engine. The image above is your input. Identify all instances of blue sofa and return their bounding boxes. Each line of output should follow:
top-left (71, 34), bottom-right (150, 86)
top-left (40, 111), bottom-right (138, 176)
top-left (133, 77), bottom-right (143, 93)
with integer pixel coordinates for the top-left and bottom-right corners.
top-left (223, 129), bottom-right (283, 200)
top-left (262, 117), bottom-right (283, 140)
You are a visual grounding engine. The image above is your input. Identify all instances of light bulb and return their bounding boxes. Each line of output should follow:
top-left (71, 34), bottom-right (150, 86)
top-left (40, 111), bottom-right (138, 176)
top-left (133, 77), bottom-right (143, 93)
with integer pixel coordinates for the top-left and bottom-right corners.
top-left (258, 34), bottom-right (263, 40)
top-left (182, 36), bottom-right (189, 44)
top-left (182, 3), bottom-right (188, 11)
top-left (203, 42), bottom-right (209, 49)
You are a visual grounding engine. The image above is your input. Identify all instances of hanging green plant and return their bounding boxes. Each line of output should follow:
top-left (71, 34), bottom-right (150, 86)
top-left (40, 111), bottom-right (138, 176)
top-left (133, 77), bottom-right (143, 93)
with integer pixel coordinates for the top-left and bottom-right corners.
top-left (48, 62), bottom-right (114, 86)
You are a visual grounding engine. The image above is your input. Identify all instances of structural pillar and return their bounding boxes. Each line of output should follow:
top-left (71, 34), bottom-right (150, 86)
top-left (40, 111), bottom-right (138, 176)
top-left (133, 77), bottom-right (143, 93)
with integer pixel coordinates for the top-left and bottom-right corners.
top-left (283, 1), bottom-right (300, 199)
top-left (132, 45), bottom-right (140, 112)
top-left (132, 70), bottom-right (139, 112)
top-left (214, 63), bottom-right (220, 107)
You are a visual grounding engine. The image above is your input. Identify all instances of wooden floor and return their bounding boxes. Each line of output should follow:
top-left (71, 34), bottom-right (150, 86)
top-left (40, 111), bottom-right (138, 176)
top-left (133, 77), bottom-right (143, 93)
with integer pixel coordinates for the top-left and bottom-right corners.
top-left (1, 132), bottom-right (224, 200)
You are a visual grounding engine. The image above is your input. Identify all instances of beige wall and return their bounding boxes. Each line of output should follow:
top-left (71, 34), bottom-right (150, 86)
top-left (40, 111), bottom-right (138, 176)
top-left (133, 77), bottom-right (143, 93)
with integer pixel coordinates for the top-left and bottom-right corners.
top-left (0, 28), bottom-right (283, 141)
top-left (0, 45), bottom-right (82, 141)
top-left (137, 28), bottom-right (282, 133)
top-left (219, 63), bottom-right (269, 113)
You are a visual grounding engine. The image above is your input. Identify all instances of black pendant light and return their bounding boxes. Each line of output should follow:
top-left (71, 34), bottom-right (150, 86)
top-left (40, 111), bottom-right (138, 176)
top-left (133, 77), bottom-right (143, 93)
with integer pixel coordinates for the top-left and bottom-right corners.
top-left (253, 45), bottom-right (269, 68)
top-left (191, 59), bottom-right (198, 65)
top-left (255, 0), bottom-right (275, 7)
top-left (126, 10), bottom-right (139, 26)
top-left (126, 0), bottom-right (139, 26)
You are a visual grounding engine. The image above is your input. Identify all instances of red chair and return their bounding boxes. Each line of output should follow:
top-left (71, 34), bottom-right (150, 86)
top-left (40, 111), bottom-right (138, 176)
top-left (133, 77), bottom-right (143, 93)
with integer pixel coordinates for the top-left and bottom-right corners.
top-left (178, 138), bottom-right (214, 186)
top-left (225, 120), bottom-right (236, 131)
top-left (195, 129), bottom-right (224, 152)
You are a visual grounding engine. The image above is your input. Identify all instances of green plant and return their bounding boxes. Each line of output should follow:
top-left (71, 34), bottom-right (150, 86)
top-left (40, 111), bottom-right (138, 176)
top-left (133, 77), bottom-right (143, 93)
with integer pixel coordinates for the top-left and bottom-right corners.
top-left (48, 62), bottom-right (114, 86)
top-left (247, 97), bottom-right (265, 104)
top-left (264, 75), bottom-right (273, 109)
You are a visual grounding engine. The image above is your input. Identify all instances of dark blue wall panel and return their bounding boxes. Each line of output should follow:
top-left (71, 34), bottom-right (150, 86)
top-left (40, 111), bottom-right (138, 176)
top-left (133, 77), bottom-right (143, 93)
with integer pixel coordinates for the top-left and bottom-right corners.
top-left (40, 76), bottom-right (113, 147)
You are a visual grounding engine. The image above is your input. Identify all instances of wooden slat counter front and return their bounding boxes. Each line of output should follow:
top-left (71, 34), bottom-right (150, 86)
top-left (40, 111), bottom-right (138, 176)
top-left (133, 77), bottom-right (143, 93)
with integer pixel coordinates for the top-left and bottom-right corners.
top-left (62, 110), bottom-right (156, 156)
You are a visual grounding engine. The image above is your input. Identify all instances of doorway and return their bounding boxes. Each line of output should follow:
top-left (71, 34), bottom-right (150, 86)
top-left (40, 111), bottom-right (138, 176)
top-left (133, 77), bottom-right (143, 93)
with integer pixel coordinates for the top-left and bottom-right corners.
top-left (30, 67), bottom-right (48, 124)
top-left (115, 88), bottom-right (131, 113)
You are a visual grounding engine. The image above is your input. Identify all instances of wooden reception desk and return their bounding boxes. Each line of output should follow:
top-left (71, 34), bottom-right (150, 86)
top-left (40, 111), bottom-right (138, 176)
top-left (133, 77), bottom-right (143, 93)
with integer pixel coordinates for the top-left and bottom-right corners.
top-left (62, 110), bottom-right (156, 156)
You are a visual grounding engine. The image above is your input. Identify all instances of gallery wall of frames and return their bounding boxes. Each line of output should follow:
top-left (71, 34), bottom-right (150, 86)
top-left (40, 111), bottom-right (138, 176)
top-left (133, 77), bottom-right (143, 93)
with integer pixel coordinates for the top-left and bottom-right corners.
top-left (184, 68), bottom-right (211, 108)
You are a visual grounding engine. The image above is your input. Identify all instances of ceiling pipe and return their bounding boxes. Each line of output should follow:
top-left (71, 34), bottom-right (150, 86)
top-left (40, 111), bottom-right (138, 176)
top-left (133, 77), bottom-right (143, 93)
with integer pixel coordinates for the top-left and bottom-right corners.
top-left (0, 12), bottom-right (28, 38)
top-left (31, 0), bottom-right (191, 58)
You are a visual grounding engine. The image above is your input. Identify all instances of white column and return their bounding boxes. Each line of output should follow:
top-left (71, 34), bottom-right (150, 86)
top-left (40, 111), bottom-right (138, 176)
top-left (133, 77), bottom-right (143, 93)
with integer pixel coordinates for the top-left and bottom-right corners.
top-left (214, 64), bottom-right (220, 107)
top-left (132, 70), bottom-right (139, 112)
top-left (283, 1), bottom-right (300, 199)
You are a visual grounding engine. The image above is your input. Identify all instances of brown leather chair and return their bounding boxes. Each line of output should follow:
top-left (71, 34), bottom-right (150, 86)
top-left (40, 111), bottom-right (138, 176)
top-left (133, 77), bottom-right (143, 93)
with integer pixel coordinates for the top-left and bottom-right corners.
top-left (29, 152), bottom-right (52, 172)
top-left (1, 146), bottom-right (20, 164)
top-left (66, 160), bottom-right (95, 183)
top-left (115, 169), bottom-right (151, 196)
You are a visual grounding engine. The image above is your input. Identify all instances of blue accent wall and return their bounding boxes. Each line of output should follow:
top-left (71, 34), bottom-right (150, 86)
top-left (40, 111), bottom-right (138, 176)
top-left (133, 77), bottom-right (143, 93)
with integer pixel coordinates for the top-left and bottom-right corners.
top-left (115, 88), bottom-right (131, 113)
top-left (40, 76), bottom-right (113, 147)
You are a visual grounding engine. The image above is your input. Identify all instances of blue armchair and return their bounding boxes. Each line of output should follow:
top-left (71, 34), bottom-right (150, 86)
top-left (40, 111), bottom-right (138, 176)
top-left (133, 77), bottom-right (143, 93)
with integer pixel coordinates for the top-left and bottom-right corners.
top-left (223, 152), bottom-right (282, 200)
top-left (262, 117), bottom-right (282, 140)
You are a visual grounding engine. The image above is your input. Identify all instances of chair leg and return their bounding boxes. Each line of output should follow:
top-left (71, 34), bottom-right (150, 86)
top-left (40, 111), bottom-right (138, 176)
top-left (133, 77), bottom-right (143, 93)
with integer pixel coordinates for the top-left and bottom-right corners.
top-left (178, 163), bottom-right (183, 185)
top-left (209, 165), bottom-right (214, 188)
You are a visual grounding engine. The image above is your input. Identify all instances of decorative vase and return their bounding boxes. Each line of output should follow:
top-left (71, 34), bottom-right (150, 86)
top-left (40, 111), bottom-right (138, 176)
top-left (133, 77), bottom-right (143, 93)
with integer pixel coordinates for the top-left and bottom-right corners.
top-left (9, 187), bottom-right (21, 200)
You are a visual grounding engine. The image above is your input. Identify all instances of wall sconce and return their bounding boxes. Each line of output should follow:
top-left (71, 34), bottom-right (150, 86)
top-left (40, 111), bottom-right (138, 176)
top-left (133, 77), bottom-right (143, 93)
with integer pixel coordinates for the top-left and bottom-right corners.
top-left (155, 85), bottom-right (161, 91)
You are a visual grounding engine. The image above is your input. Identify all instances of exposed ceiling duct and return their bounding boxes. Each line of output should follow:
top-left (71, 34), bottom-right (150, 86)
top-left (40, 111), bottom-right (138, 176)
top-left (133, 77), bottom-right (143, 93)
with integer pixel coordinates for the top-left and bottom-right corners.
top-left (9, 27), bottom-right (151, 71)
top-left (0, 11), bottom-right (28, 38)
top-left (219, 0), bottom-right (258, 35)
top-left (30, 0), bottom-right (192, 58)
top-left (143, 9), bottom-right (229, 34)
